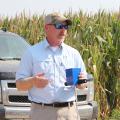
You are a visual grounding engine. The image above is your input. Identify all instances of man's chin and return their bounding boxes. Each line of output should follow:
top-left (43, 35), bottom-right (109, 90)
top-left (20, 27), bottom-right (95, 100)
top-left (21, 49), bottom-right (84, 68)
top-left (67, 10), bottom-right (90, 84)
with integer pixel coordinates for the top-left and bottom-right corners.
top-left (56, 40), bottom-right (64, 46)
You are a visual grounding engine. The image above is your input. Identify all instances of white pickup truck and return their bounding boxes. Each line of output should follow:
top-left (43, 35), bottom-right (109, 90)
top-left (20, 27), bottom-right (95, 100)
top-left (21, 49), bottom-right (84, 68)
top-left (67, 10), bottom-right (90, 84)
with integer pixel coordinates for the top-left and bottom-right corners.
top-left (0, 29), bottom-right (98, 120)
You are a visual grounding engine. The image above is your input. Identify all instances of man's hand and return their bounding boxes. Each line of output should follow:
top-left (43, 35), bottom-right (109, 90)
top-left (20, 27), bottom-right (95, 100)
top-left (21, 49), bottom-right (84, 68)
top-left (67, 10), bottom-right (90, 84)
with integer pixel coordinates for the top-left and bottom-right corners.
top-left (76, 72), bottom-right (87, 89)
top-left (32, 73), bottom-right (49, 88)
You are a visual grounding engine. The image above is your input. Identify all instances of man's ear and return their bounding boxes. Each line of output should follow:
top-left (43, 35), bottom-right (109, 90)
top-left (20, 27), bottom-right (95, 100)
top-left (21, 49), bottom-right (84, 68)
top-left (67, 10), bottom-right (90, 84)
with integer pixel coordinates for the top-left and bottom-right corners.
top-left (44, 24), bottom-right (49, 32)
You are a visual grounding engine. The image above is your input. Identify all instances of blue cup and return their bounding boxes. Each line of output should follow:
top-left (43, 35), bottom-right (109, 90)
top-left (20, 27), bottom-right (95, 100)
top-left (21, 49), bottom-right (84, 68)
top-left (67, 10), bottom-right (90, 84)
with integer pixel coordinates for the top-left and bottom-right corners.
top-left (65, 68), bottom-right (81, 85)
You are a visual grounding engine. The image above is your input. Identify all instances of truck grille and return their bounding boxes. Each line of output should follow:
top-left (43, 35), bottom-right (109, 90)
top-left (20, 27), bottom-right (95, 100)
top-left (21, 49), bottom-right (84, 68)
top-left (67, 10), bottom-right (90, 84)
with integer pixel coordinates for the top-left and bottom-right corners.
top-left (8, 83), bottom-right (16, 88)
top-left (9, 95), bottom-right (30, 103)
top-left (1, 80), bottom-right (30, 106)
top-left (77, 95), bottom-right (87, 101)
top-left (1, 80), bottom-right (89, 106)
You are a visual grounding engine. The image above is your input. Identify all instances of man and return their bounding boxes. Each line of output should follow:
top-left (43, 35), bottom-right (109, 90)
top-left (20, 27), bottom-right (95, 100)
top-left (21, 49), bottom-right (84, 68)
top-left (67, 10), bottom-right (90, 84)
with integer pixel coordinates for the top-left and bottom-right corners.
top-left (16, 12), bottom-right (87, 120)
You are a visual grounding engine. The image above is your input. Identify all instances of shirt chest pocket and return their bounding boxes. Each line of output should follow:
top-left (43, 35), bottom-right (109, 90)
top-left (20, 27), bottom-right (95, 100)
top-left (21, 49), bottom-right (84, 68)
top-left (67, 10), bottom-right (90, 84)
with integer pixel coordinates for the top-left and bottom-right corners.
top-left (33, 59), bottom-right (53, 74)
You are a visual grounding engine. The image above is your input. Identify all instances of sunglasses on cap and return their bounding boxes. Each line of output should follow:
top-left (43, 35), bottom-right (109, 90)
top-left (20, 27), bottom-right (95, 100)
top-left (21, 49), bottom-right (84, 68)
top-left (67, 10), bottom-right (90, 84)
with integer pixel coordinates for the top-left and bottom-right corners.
top-left (48, 23), bottom-right (69, 30)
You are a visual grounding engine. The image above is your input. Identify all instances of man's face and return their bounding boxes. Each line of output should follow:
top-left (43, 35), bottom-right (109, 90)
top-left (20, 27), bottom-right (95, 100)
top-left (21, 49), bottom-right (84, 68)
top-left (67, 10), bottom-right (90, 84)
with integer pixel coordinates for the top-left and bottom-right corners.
top-left (45, 22), bottom-right (68, 46)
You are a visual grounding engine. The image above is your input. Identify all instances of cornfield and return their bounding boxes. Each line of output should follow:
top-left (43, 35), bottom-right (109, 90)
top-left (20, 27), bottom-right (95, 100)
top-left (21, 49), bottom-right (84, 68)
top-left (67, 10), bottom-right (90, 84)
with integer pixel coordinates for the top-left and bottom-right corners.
top-left (0, 10), bottom-right (120, 120)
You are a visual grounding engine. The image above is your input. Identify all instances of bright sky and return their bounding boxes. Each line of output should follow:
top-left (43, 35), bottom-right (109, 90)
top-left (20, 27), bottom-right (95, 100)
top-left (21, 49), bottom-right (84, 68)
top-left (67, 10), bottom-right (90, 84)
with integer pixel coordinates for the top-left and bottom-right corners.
top-left (0, 0), bottom-right (120, 17)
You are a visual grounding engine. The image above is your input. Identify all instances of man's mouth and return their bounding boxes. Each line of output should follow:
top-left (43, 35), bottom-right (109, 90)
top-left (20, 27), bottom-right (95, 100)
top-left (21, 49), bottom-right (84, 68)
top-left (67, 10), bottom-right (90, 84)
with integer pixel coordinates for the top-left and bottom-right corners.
top-left (59, 34), bottom-right (65, 36)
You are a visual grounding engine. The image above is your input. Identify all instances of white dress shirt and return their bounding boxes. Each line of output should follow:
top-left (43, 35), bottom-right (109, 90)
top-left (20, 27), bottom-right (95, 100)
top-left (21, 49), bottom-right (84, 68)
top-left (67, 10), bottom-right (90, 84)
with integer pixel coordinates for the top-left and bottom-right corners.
top-left (16, 39), bottom-right (86, 103)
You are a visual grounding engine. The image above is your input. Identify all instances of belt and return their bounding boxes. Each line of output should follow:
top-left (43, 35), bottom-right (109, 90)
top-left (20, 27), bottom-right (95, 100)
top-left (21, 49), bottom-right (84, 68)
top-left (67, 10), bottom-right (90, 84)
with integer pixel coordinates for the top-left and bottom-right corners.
top-left (32, 101), bottom-right (74, 107)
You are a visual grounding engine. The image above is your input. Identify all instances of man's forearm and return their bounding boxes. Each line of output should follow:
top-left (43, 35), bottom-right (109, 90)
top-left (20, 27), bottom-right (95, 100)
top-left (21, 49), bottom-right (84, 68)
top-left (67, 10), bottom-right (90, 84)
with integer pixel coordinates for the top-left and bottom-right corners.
top-left (16, 77), bottom-right (34, 91)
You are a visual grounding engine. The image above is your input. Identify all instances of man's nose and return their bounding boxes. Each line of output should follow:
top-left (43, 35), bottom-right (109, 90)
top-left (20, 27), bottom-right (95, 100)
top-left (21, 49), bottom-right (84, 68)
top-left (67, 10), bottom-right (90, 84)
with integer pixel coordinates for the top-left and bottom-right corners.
top-left (61, 27), bottom-right (66, 31)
